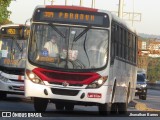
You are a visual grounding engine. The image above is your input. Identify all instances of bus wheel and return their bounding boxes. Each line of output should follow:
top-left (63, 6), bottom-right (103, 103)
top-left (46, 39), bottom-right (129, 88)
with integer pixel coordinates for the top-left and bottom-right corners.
top-left (0, 92), bottom-right (7, 99)
top-left (139, 95), bottom-right (142, 99)
top-left (55, 103), bottom-right (65, 110)
top-left (117, 103), bottom-right (127, 114)
top-left (141, 95), bottom-right (147, 100)
top-left (33, 97), bottom-right (48, 112)
top-left (98, 103), bottom-right (111, 115)
top-left (110, 103), bottom-right (118, 114)
top-left (65, 104), bottom-right (74, 111)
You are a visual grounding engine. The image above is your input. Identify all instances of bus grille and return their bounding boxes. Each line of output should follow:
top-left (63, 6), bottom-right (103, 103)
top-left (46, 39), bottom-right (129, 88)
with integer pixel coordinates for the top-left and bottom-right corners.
top-left (51, 88), bottom-right (79, 96)
top-left (48, 82), bottom-right (83, 87)
top-left (9, 79), bottom-right (24, 82)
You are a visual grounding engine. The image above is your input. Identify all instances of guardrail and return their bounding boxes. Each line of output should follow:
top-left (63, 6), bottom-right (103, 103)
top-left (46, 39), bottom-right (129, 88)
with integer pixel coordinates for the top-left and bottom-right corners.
top-left (147, 83), bottom-right (160, 90)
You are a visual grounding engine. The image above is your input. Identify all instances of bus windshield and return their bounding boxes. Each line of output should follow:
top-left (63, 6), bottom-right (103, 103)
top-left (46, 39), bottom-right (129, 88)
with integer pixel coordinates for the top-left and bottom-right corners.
top-left (29, 23), bottom-right (108, 70)
top-left (0, 38), bottom-right (27, 68)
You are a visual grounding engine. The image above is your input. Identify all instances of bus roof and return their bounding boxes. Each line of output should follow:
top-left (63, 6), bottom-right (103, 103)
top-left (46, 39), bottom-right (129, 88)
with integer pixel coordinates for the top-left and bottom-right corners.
top-left (34, 5), bottom-right (98, 12)
top-left (0, 24), bottom-right (25, 28)
top-left (109, 12), bottom-right (137, 33)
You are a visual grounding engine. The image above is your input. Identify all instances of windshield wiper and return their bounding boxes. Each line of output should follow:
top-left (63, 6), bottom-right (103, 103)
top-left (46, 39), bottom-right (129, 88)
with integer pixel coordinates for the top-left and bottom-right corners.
top-left (15, 40), bottom-right (23, 52)
top-left (48, 23), bottom-right (65, 38)
top-left (73, 26), bottom-right (90, 42)
top-left (10, 37), bottom-right (23, 53)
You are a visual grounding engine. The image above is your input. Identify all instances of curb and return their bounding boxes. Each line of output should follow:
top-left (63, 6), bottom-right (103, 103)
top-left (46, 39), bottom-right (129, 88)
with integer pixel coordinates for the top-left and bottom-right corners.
top-left (132, 100), bottom-right (160, 111)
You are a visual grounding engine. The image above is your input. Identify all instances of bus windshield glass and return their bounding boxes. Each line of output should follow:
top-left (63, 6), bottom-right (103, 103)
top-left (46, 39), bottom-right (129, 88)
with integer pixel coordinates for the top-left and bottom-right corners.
top-left (0, 38), bottom-right (27, 68)
top-left (29, 23), bottom-right (108, 70)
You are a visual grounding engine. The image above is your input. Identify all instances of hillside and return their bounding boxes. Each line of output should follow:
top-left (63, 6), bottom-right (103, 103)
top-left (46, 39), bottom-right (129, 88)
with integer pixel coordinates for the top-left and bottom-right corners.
top-left (139, 33), bottom-right (160, 39)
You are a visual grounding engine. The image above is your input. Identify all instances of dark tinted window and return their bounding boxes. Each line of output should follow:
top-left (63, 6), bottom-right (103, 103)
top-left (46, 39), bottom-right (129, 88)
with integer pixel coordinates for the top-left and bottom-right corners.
top-left (137, 74), bottom-right (145, 82)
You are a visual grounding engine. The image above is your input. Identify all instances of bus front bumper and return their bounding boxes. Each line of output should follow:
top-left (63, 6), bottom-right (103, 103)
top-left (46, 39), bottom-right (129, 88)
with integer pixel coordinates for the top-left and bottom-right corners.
top-left (0, 80), bottom-right (24, 94)
top-left (25, 80), bottom-right (112, 104)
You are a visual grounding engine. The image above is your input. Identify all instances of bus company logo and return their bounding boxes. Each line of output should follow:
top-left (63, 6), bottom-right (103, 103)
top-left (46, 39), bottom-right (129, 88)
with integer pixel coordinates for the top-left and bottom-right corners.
top-left (62, 81), bottom-right (69, 87)
top-left (2, 112), bottom-right (11, 117)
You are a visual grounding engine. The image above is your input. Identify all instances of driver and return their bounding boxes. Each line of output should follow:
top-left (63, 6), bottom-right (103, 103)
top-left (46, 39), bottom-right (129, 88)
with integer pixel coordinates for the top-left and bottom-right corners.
top-left (44, 34), bottom-right (59, 57)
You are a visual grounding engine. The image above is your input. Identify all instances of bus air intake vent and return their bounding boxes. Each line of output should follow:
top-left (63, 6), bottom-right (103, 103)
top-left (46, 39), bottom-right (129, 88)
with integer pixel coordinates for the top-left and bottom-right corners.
top-left (51, 88), bottom-right (79, 96)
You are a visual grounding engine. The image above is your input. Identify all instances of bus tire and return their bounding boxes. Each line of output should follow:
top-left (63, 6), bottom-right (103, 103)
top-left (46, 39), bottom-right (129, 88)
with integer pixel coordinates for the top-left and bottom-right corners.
top-left (55, 103), bottom-right (65, 110)
top-left (65, 104), bottom-right (74, 111)
top-left (98, 103), bottom-right (111, 115)
top-left (110, 103), bottom-right (118, 114)
top-left (110, 81), bottom-right (118, 114)
top-left (141, 95), bottom-right (147, 100)
top-left (126, 83), bottom-right (131, 106)
top-left (117, 103), bottom-right (127, 114)
top-left (139, 95), bottom-right (142, 99)
top-left (0, 92), bottom-right (7, 99)
top-left (33, 97), bottom-right (48, 112)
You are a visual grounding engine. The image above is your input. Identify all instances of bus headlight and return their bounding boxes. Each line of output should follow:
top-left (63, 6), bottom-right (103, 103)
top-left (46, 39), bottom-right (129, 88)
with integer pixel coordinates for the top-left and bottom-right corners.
top-left (28, 73), bottom-right (35, 79)
top-left (141, 84), bottom-right (147, 88)
top-left (26, 70), bottom-right (44, 85)
top-left (86, 76), bottom-right (108, 89)
top-left (0, 75), bottom-right (11, 83)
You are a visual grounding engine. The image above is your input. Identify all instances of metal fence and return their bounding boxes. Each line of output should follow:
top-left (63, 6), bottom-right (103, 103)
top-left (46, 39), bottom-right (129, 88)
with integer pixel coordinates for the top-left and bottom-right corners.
top-left (147, 83), bottom-right (160, 90)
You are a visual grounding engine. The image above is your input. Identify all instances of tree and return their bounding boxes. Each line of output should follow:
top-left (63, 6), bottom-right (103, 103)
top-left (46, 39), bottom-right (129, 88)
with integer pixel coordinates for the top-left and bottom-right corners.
top-left (0, 0), bottom-right (12, 25)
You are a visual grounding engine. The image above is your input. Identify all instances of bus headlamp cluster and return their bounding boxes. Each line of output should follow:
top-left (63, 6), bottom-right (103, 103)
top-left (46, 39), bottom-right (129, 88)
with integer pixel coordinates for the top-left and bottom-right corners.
top-left (141, 84), bottom-right (147, 88)
top-left (86, 76), bottom-right (108, 89)
top-left (0, 75), bottom-right (11, 83)
top-left (26, 70), bottom-right (44, 85)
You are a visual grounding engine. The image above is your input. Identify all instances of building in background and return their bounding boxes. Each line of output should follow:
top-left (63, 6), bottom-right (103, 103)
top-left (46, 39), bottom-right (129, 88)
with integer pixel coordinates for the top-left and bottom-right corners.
top-left (138, 37), bottom-right (160, 82)
top-left (137, 37), bottom-right (149, 72)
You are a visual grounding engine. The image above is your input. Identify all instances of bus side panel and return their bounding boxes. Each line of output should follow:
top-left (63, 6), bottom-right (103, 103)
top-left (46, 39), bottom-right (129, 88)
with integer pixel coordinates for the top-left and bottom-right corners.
top-left (112, 58), bottom-right (136, 103)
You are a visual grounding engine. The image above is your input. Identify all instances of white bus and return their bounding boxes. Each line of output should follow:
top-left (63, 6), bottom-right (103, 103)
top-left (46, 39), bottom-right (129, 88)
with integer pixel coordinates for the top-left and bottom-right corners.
top-left (0, 24), bottom-right (29, 99)
top-left (25, 5), bottom-right (138, 114)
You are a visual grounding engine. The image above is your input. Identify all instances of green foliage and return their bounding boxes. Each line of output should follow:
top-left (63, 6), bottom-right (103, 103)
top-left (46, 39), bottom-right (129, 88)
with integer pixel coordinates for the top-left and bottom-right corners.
top-left (147, 58), bottom-right (160, 83)
top-left (0, 0), bottom-right (12, 25)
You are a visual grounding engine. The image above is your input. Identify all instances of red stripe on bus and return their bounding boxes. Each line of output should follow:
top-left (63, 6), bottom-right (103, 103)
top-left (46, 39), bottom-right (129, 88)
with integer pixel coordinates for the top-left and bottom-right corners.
top-left (18, 75), bottom-right (22, 80)
top-left (32, 68), bottom-right (100, 85)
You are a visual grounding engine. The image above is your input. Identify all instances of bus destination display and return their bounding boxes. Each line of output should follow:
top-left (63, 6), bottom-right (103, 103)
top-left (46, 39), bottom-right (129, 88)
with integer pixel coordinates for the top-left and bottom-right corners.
top-left (0, 28), bottom-right (20, 35)
top-left (33, 9), bottom-right (109, 27)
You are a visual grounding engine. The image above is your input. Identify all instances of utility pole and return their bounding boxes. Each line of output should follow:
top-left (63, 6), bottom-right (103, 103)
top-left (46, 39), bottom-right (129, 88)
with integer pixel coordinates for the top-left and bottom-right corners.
top-left (51, 0), bottom-right (54, 5)
top-left (80, 0), bottom-right (83, 6)
top-left (132, 0), bottom-right (135, 26)
top-left (91, 0), bottom-right (95, 8)
top-left (44, 0), bottom-right (46, 5)
top-left (112, 0), bottom-right (141, 25)
top-left (65, 0), bottom-right (67, 5)
top-left (118, 0), bottom-right (124, 18)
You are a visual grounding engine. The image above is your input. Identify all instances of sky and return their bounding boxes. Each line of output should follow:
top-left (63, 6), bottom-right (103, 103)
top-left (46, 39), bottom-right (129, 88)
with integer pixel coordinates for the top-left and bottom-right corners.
top-left (8, 0), bottom-right (160, 35)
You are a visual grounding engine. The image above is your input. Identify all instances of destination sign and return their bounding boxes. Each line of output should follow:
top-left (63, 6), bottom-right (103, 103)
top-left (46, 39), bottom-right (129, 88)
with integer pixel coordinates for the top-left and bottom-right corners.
top-left (0, 27), bottom-right (22, 36)
top-left (33, 8), bottom-right (109, 27)
top-left (0, 28), bottom-right (20, 35)
top-left (4, 59), bottom-right (19, 65)
top-left (7, 28), bottom-right (17, 35)
top-left (0, 26), bottom-right (29, 39)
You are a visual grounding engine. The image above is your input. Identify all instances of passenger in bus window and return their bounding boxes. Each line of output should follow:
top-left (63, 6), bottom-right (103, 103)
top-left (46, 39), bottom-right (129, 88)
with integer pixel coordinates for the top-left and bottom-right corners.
top-left (43, 34), bottom-right (59, 57)
top-left (1, 41), bottom-right (9, 58)
top-left (88, 45), bottom-right (107, 68)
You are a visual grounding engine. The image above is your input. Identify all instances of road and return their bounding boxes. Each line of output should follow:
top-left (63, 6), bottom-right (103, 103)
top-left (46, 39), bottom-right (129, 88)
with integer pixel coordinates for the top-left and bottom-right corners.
top-left (134, 89), bottom-right (160, 111)
top-left (0, 89), bottom-right (160, 119)
top-left (0, 94), bottom-right (135, 115)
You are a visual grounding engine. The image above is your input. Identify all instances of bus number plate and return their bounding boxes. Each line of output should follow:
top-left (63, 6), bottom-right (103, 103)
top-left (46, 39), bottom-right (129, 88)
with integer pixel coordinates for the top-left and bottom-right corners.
top-left (87, 93), bottom-right (101, 98)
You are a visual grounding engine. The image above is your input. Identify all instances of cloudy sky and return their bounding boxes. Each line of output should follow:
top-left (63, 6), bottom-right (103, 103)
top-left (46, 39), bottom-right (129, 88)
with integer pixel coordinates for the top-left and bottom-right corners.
top-left (8, 0), bottom-right (160, 35)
